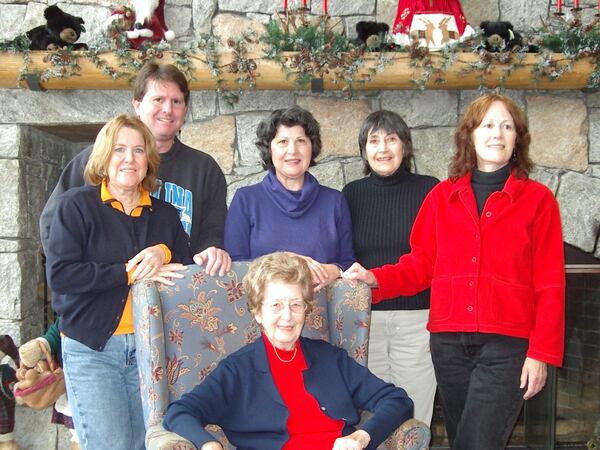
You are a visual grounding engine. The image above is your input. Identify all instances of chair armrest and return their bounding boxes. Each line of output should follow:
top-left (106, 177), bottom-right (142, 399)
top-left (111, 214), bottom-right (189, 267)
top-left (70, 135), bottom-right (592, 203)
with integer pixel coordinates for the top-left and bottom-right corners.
top-left (146, 424), bottom-right (196, 450)
top-left (132, 280), bottom-right (170, 428)
top-left (382, 418), bottom-right (431, 450)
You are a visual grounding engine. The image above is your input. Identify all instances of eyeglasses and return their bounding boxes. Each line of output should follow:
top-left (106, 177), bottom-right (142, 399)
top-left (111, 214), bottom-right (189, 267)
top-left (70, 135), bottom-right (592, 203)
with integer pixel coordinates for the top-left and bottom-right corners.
top-left (264, 300), bottom-right (307, 315)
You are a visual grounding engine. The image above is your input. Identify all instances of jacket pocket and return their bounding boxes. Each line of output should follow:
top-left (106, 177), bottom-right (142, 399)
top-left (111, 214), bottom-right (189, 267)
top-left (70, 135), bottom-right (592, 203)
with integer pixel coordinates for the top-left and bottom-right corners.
top-left (430, 276), bottom-right (453, 322)
top-left (490, 277), bottom-right (534, 327)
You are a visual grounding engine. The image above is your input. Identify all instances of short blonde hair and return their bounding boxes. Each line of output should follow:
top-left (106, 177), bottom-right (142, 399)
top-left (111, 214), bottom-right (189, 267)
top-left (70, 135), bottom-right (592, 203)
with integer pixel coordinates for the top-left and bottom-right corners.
top-left (243, 252), bottom-right (314, 316)
top-left (84, 114), bottom-right (160, 192)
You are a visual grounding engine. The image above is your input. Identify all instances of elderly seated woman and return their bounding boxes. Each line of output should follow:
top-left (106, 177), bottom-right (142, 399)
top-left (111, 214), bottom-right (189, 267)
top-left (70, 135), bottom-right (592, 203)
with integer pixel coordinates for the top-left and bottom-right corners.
top-left (164, 252), bottom-right (413, 450)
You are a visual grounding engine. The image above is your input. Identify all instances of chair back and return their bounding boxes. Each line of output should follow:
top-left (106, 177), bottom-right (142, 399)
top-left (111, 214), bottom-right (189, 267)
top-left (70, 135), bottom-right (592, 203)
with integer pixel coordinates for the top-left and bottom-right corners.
top-left (132, 262), bottom-right (372, 448)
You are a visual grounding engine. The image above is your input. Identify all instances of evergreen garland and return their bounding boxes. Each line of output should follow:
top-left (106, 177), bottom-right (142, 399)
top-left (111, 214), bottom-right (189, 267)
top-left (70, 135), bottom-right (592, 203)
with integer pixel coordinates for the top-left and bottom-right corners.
top-left (1, 10), bottom-right (600, 97)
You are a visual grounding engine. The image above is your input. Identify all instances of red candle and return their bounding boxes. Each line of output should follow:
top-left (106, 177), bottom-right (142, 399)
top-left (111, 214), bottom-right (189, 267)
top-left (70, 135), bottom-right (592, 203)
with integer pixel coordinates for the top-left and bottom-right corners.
top-left (574, 0), bottom-right (579, 7)
top-left (283, 0), bottom-right (287, 10)
top-left (557, 0), bottom-right (562, 12)
top-left (323, 0), bottom-right (328, 14)
top-left (302, 0), bottom-right (307, 6)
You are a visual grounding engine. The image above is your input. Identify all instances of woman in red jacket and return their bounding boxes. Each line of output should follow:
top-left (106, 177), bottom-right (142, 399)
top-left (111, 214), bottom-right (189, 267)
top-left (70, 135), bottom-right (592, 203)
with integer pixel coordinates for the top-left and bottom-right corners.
top-left (343, 93), bottom-right (565, 450)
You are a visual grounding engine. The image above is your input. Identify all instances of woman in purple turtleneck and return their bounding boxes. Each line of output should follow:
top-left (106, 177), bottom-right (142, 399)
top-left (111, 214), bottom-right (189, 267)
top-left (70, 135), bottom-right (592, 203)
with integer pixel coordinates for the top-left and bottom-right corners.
top-left (224, 106), bottom-right (355, 290)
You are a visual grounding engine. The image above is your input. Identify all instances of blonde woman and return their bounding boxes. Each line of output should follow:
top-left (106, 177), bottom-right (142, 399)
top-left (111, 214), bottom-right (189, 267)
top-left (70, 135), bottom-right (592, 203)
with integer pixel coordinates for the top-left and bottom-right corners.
top-left (46, 115), bottom-right (191, 450)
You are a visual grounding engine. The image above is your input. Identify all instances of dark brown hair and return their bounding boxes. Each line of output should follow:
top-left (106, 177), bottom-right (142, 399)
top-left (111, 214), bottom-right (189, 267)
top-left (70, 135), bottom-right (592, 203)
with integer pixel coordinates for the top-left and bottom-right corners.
top-left (133, 62), bottom-right (190, 106)
top-left (255, 106), bottom-right (322, 170)
top-left (358, 110), bottom-right (414, 175)
top-left (450, 94), bottom-right (532, 180)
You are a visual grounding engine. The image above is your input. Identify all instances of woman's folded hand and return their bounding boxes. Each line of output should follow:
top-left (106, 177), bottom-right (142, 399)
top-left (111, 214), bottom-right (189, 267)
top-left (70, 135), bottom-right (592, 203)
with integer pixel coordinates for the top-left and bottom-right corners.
top-left (332, 429), bottom-right (371, 450)
top-left (127, 244), bottom-right (168, 282)
top-left (146, 263), bottom-right (187, 286)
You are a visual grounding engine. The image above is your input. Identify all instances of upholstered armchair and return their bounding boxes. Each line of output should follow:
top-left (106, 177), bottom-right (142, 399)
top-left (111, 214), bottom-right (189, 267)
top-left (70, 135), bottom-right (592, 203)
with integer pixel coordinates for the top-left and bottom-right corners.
top-left (131, 262), bottom-right (430, 450)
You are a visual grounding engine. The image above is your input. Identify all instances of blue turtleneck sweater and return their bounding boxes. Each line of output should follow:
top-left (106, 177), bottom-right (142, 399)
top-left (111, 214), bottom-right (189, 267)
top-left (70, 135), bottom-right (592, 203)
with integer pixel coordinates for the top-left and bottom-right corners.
top-left (224, 170), bottom-right (355, 269)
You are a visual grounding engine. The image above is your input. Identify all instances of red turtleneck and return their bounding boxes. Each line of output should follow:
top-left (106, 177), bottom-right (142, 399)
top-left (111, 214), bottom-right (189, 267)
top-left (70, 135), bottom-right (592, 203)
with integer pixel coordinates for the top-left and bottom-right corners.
top-left (262, 334), bottom-right (344, 449)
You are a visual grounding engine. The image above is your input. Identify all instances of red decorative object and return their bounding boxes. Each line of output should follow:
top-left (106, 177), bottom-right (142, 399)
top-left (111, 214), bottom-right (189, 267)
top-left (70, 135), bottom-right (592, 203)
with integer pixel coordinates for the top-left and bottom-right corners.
top-left (112, 0), bottom-right (175, 50)
top-left (323, 0), bottom-right (328, 14)
top-left (391, 0), bottom-right (475, 50)
top-left (284, 0), bottom-right (288, 11)
top-left (557, 0), bottom-right (563, 13)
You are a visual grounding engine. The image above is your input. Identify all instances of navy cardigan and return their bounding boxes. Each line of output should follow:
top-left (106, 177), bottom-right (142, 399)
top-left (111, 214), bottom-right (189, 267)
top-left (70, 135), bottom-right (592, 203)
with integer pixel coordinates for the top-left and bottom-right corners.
top-left (46, 185), bottom-right (192, 350)
top-left (164, 337), bottom-right (413, 450)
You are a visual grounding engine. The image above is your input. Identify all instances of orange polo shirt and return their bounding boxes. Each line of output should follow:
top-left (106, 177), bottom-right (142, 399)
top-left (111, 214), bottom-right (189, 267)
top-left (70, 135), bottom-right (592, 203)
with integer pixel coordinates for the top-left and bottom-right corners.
top-left (100, 179), bottom-right (171, 335)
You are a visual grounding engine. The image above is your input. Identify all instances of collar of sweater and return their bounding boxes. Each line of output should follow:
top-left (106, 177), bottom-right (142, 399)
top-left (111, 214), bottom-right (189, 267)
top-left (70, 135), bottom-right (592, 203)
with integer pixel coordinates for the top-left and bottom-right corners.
top-left (157, 137), bottom-right (181, 163)
top-left (369, 165), bottom-right (409, 186)
top-left (471, 164), bottom-right (510, 186)
top-left (262, 170), bottom-right (320, 218)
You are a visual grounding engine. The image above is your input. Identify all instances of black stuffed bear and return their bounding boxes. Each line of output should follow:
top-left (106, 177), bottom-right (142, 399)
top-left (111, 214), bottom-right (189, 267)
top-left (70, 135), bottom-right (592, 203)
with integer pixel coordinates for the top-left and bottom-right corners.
top-left (356, 21), bottom-right (390, 46)
top-left (26, 5), bottom-right (88, 51)
top-left (479, 21), bottom-right (523, 52)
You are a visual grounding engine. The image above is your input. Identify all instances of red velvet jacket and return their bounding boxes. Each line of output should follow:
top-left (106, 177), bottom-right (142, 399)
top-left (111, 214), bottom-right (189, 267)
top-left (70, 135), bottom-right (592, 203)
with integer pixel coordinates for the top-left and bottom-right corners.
top-left (371, 172), bottom-right (565, 366)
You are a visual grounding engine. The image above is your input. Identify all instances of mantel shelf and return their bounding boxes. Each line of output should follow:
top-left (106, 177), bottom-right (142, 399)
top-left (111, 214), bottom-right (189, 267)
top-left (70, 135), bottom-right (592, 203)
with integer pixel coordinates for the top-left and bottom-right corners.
top-left (0, 51), bottom-right (595, 91)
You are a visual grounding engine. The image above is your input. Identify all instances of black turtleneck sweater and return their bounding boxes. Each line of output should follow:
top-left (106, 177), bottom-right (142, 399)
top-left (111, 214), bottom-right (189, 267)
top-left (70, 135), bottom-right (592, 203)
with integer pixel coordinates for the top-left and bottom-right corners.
top-left (342, 167), bottom-right (439, 310)
top-left (471, 164), bottom-right (511, 216)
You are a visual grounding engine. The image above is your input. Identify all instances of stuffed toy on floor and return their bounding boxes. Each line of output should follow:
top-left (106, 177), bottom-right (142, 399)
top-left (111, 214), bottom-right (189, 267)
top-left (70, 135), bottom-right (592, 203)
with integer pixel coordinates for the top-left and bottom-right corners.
top-left (0, 335), bottom-right (19, 450)
top-left (26, 5), bottom-right (88, 51)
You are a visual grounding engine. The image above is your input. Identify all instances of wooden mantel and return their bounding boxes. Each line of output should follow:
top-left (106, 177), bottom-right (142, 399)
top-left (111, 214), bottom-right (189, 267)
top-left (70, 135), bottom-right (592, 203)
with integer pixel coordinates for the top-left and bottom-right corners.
top-left (0, 51), bottom-right (595, 91)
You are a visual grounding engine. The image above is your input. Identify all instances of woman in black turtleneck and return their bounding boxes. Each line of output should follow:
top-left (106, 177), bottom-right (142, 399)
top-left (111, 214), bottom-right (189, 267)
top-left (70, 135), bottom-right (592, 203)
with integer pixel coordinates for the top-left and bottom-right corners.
top-left (343, 95), bottom-right (565, 450)
top-left (342, 110), bottom-right (438, 425)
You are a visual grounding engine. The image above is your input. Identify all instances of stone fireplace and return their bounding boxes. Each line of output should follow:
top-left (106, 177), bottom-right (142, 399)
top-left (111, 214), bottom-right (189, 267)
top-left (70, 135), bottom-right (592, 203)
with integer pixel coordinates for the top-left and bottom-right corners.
top-left (1, 83), bottom-right (599, 447)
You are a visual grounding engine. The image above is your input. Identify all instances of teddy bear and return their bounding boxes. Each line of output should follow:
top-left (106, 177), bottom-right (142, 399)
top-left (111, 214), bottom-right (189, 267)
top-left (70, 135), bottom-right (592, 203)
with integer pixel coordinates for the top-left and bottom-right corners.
top-left (479, 21), bottom-right (524, 52)
top-left (0, 335), bottom-right (19, 450)
top-left (355, 21), bottom-right (390, 47)
top-left (109, 0), bottom-right (175, 50)
top-left (26, 5), bottom-right (88, 51)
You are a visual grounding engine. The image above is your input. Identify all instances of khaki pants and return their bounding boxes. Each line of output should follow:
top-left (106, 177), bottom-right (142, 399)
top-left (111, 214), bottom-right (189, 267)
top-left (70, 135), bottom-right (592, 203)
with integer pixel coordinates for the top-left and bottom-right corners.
top-left (367, 309), bottom-right (437, 426)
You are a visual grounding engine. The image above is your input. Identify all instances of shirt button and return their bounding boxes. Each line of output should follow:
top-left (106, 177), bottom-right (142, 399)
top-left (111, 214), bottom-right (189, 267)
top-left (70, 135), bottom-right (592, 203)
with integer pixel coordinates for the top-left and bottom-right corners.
top-left (467, 306), bottom-right (474, 312)
top-left (471, 257), bottom-right (477, 263)
top-left (469, 281), bottom-right (474, 287)
top-left (475, 234), bottom-right (479, 240)
top-left (485, 211), bottom-right (492, 218)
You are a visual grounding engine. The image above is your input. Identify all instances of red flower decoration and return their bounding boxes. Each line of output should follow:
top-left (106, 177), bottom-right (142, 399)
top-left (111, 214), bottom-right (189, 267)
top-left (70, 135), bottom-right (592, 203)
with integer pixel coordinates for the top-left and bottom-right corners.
top-left (169, 329), bottom-right (184, 347)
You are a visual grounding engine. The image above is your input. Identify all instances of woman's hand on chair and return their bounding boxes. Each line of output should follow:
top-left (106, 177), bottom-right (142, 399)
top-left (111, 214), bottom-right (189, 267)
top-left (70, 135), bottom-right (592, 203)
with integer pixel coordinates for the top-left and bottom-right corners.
top-left (200, 441), bottom-right (224, 450)
top-left (286, 253), bottom-right (337, 291)
top-left (147, 263), bottom-right (187, 286)
top-left (342, 263), bottom-right (378, 288)
top-left (332, 429), bottom-right (371, 449)
top-left (127, 244), bottom-right (168, 282)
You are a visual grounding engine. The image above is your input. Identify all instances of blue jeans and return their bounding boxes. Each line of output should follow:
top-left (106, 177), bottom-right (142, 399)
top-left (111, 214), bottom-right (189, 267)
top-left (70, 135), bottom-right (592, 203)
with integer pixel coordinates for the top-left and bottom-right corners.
top-left (430, 332), bottom-right (528, 450)
top-left (62, 334), bottom-right (145, 450)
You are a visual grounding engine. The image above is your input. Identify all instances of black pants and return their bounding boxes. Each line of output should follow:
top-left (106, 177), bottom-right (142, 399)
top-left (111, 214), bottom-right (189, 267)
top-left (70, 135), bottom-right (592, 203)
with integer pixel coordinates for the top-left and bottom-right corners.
top-left (430, 332), bottom-right (528, 450)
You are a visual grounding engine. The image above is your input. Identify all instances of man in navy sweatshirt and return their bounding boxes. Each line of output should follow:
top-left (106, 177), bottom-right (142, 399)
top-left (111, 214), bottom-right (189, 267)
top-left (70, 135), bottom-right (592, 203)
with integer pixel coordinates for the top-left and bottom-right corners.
top-left (39, 62), bottom-right (230, 276)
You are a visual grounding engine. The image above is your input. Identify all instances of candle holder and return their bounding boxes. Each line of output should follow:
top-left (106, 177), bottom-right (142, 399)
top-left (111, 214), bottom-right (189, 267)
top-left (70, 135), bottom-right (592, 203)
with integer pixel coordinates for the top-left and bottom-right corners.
top-left (550, 0), bottom-right (600, 16)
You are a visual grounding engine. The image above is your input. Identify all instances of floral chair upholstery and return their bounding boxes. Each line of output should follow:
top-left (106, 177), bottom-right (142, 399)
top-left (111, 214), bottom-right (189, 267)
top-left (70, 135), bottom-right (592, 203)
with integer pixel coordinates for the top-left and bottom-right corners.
top-left (131, 262), bottom-right (430, 450)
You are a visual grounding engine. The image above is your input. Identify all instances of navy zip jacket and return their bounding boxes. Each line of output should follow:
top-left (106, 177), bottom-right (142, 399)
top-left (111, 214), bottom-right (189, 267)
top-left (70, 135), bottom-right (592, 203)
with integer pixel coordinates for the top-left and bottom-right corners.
top-left (46, 184), bottom-right (192, 351)
top-left (164, 337), bottom-right (413, 449)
